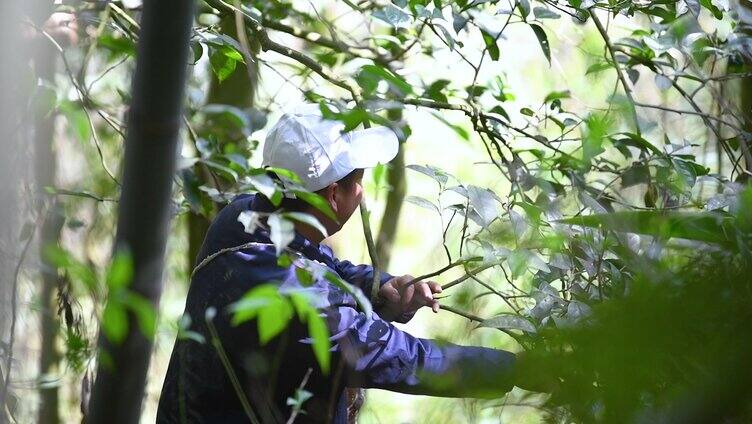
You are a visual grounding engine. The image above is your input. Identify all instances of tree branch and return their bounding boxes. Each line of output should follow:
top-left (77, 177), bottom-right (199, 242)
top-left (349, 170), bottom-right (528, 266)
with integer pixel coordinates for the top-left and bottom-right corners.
top-left (589, 9), bottom-right (641, 134)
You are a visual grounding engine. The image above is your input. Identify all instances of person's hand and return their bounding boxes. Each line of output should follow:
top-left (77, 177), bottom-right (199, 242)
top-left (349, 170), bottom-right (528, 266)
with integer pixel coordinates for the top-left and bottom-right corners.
top-left (377, 275), bottom-right (442, 322)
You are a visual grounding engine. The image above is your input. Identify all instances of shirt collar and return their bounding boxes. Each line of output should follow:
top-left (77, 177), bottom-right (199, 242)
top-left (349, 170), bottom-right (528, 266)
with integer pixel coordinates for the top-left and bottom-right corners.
top-left (248, 194), bottom-right (333, 264)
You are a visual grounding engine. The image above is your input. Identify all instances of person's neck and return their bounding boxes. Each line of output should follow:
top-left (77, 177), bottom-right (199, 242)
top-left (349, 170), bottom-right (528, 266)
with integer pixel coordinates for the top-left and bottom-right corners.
top-left (294, 222), bottom-right (325, 245)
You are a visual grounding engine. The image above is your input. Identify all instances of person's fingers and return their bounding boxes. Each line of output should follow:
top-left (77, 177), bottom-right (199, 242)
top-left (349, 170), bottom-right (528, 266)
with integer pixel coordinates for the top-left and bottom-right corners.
top-left (379, 283), bottom-right (401, 303)
top-left (400, 284), bottom-right (414, 308)
top-left (427, 281), bottom-right (442, 294)
top-left (419, 283), bottom-right (433, 303)
top-left (431, 300), bottom-right (440, 313)
top-left (394, 275), bottom-right (413, 291)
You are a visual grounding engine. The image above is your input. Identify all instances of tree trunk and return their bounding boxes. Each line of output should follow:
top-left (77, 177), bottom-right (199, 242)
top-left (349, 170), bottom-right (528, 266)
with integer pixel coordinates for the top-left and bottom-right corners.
top-left (376, 145), bottom-right (406, 269)
top-left (33, 42), bottom-right (61, 424)
top-left (86, 0), bottom-right (195, 422)
top-left (187, 14), bottom-right (257, 272)
top-left (376, 104), bottom-right (407, 270)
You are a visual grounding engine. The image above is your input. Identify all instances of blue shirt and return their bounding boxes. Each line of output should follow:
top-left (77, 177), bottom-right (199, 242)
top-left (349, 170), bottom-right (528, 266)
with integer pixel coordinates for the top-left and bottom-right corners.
top-left (157, 194), bottom-right (516, 423)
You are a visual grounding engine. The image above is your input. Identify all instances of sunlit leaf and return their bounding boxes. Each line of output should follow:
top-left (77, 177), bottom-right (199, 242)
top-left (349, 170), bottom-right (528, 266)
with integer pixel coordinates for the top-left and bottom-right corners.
top-left (282, 212), bottom-right (328, 238)
top-left (106, 249), bottom-right (133, 290)
top-left (406, 195), bottom-right (440, 213)
top-left (481, 314), bottom-right (537, 333)
top-left (268, 214), bottom-right (295, 255)
top-left (558, 211), bottom-right (736, 246)
top-left (530, 24), bottom-right (551, 64)
top-left (292, 190), bottom-right (337, 222)
top-left (102, 303), bottom-right (128, 344)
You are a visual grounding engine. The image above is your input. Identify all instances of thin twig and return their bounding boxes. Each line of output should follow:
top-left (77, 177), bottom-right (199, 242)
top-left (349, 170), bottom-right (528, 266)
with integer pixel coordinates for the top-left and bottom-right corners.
top-left (1, 216), bottom-right (39, 408)
top-left (233, 0), bottom-right (257, 84)
top-left (404, 257), bottom-right (483, 288)
top-left (38, 28), bottom-right (120, 186)
top-left (285, 368), bottom-right (313, 424)
top-left (467, 273), bottom-right (521, 314)
top-left (205, 314), bottom-right (261, 424)
top-left (442, 261), bottom-right (504, 290)
top-left (589, 9), bottom-right (641, 134)
top-left (439, 304), bottom-right (484, 322)
top-left (191, 241), bottom-right (265, 279)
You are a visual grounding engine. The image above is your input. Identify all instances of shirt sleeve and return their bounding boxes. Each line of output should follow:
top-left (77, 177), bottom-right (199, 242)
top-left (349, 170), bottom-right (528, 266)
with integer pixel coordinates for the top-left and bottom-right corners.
top-left (329, 258), bottom-right (421, 323)
top-left (325, 303), bottom-right (517, 398)
top-left (330, 257), bottom-right (393, 295)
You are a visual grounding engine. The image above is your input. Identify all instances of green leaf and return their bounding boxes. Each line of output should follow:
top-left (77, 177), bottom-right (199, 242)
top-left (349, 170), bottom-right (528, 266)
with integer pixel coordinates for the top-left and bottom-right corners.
top-left (586, 62), bottom-right (613, 75)
top-left (209, 48), bottom-right (238, 82)
top-left (230, 285), bottom-right (278, 325)
top-left (699, 0), bottom-right (723, 19)
top-left (292, 190), bottom-right (338, 222)
top-left (98, 34), bottom-right (136, 57)
top-left (406, 195), bottom-right (440, 213)
top-left (261, 167), bottom-right (302, 184)
top-left (430, 111), bottom-right (470, 141)
top-left (106, 249), bottom-right (133, 290)
top-left (508, 249), bottom-right (549, 279)
top-left (518, 0), bottom-right (531, 19)
top-left (290, 294), bottom-right (331, 374)
top-left (423, 79), bottom-right (451, 102)
top-left (372, 163), bottom-right (387, 187)
top-left (489, 105), bottom-right (510, 121)
top-left (481, 314), bottom-right (537, 333)
top-left (258, 297), bottom-right (293, 344)
top-left (356, 64), bottom-right (413, 96)
top-left (202, 103), bottom-right (250, 129)
top-left (406, 164), bottom-right (450, 185)
top-left (621, 164), bottom-right (651, 187)
top-left (123, 292), bottom-right (157, 340)
top-left (102, 303), bottom-right (128, 344)
top-left (306, 310), bottom-right (331, 374)
top-left (557, 211), bottom-right (736, 246)
top-left (533, 6), bottom-right (560, 19)
top-left (43, 245), bottom-right (98, 292)
top-left (59, 101), bottom-right (91, 143)
top-left (614, 132), bottom-right (662, 155)
top-left (530, 24), bottom-right (551, 64)
top-left (467, 185), bottom-right (500, 227)
top-left (481, 30), bottom-right (500, 61)
top-left (237, 210), bottom-right (261, 234)
top-left (324, 272), bottom-right (373, 318)
top-left (373, 4), bottom-right (413, 28)
top-left (295, 266), bottom-right (314, 286)
top-left (582, 114), bottom-right (611, 166)
top-left (282, 212), bottom-right (328, 238)
top-left (544, 90), bottom-right (570, 103)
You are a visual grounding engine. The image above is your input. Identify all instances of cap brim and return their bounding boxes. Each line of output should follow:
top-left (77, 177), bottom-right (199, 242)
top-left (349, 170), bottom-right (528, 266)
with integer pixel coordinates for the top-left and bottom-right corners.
top-left (346, 126), bottom-right (399, 168)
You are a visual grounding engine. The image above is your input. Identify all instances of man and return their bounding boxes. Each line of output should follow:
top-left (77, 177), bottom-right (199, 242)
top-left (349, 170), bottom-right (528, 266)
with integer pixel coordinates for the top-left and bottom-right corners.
top-left (158, 104), bottom-right (523, 423)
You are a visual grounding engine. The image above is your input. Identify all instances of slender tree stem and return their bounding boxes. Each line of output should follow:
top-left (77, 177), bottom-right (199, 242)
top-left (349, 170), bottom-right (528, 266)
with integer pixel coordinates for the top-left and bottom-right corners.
top-left (590, 9), bottom-right (642, 134)
top-left (439, 304), bottom-right (484, 322)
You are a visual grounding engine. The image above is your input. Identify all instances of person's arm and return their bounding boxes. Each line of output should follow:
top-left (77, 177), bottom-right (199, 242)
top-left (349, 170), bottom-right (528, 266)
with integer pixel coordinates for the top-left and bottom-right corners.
top-left (330, 256), bottom-right (393, 295)
top-left (330, 258), bottom-right (442, 324)
top-left (326, 303), bottom-right (517, 397)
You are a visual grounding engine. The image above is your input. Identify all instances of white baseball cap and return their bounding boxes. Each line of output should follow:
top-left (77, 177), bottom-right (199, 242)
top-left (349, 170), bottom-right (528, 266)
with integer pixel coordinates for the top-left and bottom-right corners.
top-left (262, 103), bottom-right (399, 192)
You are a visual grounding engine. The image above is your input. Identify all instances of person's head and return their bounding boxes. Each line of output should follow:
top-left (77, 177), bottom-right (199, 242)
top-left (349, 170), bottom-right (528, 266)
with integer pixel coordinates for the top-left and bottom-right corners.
top-left (261, 104), bottom-right (398, 238)
top-left (263, 168), bottom-right (364, 236)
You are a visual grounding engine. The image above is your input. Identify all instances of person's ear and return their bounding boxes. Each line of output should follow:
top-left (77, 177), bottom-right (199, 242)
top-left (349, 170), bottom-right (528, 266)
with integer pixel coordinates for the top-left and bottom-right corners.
top-left (321, 183), bottom-right (339, 213)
